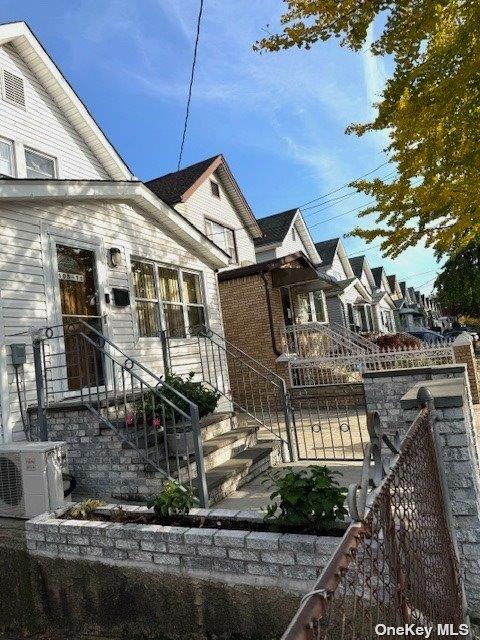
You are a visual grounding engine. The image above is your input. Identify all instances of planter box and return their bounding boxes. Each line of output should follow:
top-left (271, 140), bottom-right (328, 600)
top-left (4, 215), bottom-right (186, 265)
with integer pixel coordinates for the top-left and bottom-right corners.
top-left (26, 505), bottom-right (341, 593)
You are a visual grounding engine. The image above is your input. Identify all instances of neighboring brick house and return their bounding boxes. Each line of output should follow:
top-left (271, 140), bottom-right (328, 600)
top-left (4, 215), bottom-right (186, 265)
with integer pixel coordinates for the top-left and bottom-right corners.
top-left (218, 252), bottom-right (321, 376)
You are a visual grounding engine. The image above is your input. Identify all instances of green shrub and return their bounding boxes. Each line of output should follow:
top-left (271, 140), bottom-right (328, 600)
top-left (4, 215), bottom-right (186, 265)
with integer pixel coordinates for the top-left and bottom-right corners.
top-left (147, 480), bottom-right (196, 517)
top-left (264, 466), bottom-right (347, 532)
top-left (135, 371), bottom-right (219, 424)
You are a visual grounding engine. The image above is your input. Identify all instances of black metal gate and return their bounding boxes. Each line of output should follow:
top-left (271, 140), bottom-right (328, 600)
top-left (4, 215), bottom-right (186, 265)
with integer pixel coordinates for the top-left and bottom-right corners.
top-left (290, 383), bottom-right (367, 461)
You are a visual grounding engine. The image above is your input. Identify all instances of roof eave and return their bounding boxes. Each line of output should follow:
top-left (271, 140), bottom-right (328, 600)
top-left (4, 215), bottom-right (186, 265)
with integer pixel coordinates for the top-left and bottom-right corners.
top-left (0, 179), bottom-right (229, 268)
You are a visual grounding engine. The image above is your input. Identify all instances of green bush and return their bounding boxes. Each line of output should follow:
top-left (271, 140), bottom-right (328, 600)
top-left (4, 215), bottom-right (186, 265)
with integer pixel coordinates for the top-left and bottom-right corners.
top-left (147, 480), bottom-right (196, 517)
top-left (134, 371), bottom-right (220, 424)
top-left (264, 466), bottom-right (348, 532)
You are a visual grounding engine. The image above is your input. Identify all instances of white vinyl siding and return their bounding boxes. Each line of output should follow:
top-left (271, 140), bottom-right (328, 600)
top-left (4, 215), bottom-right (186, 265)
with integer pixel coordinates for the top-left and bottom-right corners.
top-left (257, 220), bottom-right (312, 263)
top-left (0, 43), bottom-right (110, 179)
top-left (0, 199), bottom-right (227, 442)
top-left (181, 171), bottom-right (256, 268)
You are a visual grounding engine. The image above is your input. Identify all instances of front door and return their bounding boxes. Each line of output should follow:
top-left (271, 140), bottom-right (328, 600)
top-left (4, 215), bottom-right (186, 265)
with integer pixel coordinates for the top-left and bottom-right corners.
top-left (56, 244), bottom-right (104, 391)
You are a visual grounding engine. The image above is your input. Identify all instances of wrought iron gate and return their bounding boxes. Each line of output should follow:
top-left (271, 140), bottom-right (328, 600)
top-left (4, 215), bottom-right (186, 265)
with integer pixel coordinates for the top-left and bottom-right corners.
top-left (290, 384), bottom-right (367, 461)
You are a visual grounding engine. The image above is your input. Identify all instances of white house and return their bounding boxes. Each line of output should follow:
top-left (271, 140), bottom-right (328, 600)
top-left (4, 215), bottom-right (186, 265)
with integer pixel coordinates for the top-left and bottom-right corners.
top-left (315, 238), bottom-right (372, 332)
top-left (0, 22), bottom-right (232, 443)
top-left (146, 155), bottom-right (263, 270)
top-left (370, 267), bottom-right (396, 333)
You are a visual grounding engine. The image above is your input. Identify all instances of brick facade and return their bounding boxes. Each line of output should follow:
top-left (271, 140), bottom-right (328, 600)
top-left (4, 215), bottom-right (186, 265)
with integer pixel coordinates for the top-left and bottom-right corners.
top-left (452, 338), bottom-right (480, 404)
top-left (218, 272), bottom-right (290, 387)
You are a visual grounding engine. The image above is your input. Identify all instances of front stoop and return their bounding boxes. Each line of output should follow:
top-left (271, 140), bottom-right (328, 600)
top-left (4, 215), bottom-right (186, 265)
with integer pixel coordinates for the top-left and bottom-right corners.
top-left (41, 405), bottom-right (281, 505)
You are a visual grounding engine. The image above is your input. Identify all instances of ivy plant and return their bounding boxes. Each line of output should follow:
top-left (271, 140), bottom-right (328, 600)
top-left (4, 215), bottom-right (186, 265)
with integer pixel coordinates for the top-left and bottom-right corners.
top-left (264, 466), bottom-right (348, 533)
top-left (147, 480), bottom-right (196, 518)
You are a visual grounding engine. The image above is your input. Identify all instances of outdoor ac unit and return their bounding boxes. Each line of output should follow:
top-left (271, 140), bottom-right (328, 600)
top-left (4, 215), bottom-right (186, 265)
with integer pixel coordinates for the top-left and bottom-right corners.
top-left (0, 441), bottom-right (68, 519)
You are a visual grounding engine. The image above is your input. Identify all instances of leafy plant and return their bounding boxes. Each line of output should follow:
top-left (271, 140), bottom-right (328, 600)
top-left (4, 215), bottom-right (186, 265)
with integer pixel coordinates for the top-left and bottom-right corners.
top-left (366, 333), bottom-right (423, 351)
top-left (69, 498), bottom-right (106, 520)
top-left (147, 480), bottom-right (196, 518)
top-left (264, 466), bottom-right (347, 532)
top-left (134, 371), bottom-right (220, 424)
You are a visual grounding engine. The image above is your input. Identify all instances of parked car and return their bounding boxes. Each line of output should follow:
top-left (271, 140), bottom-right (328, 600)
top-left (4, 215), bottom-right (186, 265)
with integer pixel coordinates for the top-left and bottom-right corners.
top-left (406, 330), bottom-right (449, 345)
top-left (444, 327), bottom-right (479, 342)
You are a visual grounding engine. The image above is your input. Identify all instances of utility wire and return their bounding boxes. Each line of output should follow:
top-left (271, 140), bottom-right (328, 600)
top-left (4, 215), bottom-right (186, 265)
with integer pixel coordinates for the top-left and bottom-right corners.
top-left (177, 0), bottom-right (205, 171)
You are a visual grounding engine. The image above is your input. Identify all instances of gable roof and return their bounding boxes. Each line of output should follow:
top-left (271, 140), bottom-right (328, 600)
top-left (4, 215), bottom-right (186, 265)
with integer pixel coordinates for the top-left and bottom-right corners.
top-left (146, 155), bottom-right (262, 238)
top-left (0, 22), bottom-right (133, 180)
top-left (314, 238), bottom-right (340, 267)
top-left (387, 275), bottom-right (397, 290)
top-left (254, 209), bottom-right (297, 247)
top-left (349, 255), bottom-right (366, 279)
top-left (371, 266), bottom-right (385, 288)
top-left (146, 156), bottom-right (218, 205)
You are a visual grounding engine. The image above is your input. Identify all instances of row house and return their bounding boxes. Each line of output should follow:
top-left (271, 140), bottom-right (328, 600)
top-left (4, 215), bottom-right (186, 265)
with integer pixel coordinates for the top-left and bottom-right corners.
top-left (0, 22), bottom-right (235, 443)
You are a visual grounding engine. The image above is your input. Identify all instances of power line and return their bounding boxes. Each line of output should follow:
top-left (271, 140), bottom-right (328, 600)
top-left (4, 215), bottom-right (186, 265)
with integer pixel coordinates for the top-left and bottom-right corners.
top-left (177, 0), bottom-right (205, 171)
top-left (297, 161), bottom-right (390, 208)
top-left (301, 171), bottom-right (396, 215)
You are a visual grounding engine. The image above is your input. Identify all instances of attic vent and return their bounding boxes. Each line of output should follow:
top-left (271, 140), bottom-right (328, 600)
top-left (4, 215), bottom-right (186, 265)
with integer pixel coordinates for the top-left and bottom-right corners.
top-left (3, 70), bottom-right (25, 108)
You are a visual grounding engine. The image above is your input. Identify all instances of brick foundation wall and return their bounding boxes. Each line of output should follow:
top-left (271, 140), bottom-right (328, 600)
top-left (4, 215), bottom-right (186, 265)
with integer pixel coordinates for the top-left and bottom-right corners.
top-left (27, 507), bottom-right (339, 595)
top-left (363, 364), bottom-right (470, 438)
top-left (452, 340), bottom-right (480, 404)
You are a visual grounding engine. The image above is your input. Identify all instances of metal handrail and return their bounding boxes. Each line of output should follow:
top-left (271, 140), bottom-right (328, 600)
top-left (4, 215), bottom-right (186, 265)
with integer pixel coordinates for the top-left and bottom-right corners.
top-left (38, 318), bottom-right (198, 414)
top-left (32, 320), bottom-right (209, 507)
top-left (197, 325), bottom-right (286, 387)
top-left (194, 325), bottom-right (297, 462)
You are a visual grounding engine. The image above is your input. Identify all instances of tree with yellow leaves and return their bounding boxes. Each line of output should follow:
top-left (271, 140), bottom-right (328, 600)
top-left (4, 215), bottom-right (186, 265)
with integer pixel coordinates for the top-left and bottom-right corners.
top-left (255, 1), bottom-right (480, 257)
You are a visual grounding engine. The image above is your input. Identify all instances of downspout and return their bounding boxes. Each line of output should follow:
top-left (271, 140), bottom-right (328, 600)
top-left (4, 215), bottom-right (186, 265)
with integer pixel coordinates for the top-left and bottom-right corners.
top-left (260, 272), bottom-right (283, 357)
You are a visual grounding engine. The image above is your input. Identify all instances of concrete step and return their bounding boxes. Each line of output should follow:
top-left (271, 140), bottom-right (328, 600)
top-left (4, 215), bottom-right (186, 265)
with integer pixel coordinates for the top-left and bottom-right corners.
top-left (206, 441), bottom-right (282, 505)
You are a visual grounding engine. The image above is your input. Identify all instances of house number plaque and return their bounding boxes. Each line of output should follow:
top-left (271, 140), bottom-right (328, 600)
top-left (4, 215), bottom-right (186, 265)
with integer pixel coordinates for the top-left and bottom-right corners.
top-left (58, 272), bottom-right (85, 283)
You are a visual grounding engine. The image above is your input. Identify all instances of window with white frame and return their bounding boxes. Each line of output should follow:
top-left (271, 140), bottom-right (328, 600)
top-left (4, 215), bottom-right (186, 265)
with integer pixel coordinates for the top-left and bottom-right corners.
top-left (294, 287), bottom-right (327, 325)
top-left (0, 138), bottom-right (14, 176)
top-left (131, 260), bottom-right (160, 337)
top-left (131, 259), bottom-right (206, 339)
top-left (205, 219), bottom-right (237, 263)
top-left (25, 148), bottom-right (56, 179)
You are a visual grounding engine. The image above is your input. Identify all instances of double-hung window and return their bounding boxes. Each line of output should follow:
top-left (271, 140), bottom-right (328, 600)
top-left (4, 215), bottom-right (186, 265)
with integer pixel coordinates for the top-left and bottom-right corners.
top-left (131, 261), bottom-right (160, 337)
top-left (293, 287), bottom-right (327, 325)
top-left (132, 259), bottom-right (206, 338)
top-left (205, 219), bottom-right (237, 263)
top-left (0, 138), bottom-right (14, 176)
top-left (25, 148), bottom-right (56, 178)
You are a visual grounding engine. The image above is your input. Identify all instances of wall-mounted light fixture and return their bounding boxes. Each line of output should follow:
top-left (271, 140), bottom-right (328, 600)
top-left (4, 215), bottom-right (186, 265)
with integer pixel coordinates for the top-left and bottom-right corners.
top-left (109, 247), bottom-right (122, 267)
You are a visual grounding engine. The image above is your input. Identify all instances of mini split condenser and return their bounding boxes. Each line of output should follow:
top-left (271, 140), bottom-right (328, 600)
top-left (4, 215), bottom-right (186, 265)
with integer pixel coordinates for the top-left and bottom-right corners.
top-left (0, 441), bottom-right (68, 518)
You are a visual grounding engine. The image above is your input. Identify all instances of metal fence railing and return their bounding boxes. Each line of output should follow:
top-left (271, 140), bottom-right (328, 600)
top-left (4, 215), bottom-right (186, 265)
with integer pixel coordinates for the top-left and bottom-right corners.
top-left (289, 344), bottom-right (455, 387)
top-left (282, 388), bottom-right (469, 640)
top-left (32, 319), bottom-right (209, 506)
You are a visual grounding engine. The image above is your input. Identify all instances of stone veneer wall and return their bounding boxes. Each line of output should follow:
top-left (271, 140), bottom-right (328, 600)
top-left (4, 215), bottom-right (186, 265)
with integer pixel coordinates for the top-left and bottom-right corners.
top-left (26, 506), bottom-right (339, 595)
top-left (400, 379), bottom-right (480, 619)
top-left (363, 364), bottom-right (470, 437)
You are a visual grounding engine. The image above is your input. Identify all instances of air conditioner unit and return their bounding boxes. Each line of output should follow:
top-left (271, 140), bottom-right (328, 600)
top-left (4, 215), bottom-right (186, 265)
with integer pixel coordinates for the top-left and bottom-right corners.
top-left (0, 441), bottom-right (68, 519)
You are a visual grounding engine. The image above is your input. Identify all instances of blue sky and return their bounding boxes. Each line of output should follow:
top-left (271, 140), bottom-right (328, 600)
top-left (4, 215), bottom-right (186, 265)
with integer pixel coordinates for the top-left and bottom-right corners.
top-left (2, 0), bottom-right (439, 292)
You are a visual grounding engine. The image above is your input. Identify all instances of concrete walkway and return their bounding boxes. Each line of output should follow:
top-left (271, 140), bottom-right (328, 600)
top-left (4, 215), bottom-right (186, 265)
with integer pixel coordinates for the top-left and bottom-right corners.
top-left (215, 459), bottom-right (362, 511)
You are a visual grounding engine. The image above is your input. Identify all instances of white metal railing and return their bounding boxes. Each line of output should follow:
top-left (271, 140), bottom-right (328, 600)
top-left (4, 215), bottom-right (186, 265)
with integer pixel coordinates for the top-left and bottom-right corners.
top-left (289, 344), bottom-right (455, 387)
top-left (283, 322), bottom-right (373, 360)
top-left (329, 321), bottom-right (379, 352)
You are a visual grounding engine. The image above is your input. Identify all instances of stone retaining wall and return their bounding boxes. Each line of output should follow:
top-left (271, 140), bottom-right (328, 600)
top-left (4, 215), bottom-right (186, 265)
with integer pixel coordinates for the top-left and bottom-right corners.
top-left (26, 506), bottom-right (340, 594)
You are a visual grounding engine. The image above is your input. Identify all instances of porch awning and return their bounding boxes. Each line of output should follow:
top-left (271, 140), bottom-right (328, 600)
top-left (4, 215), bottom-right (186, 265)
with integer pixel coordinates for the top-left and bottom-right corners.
top-left (271, 266), bottom-right (323, 287)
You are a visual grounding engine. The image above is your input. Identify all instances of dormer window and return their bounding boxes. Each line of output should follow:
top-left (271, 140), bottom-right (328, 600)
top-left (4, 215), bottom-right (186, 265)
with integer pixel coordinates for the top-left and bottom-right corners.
top-left (0, 138), bottom-right (14, 176)
top-left (210, 180), bottom-right (220, 198)
top-left (25, 148), bottom-right (56, 179)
